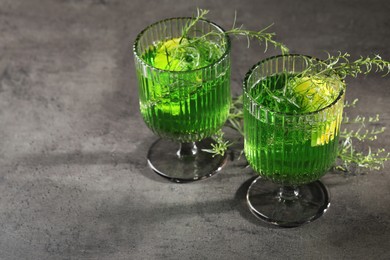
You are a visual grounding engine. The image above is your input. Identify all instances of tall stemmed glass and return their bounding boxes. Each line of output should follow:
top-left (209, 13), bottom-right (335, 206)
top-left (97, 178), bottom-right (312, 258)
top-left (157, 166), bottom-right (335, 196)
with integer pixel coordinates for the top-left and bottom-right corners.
top-left (133, 18), bottom-right (231, 182)
top-left (243, 54), bottom-right (345, 227)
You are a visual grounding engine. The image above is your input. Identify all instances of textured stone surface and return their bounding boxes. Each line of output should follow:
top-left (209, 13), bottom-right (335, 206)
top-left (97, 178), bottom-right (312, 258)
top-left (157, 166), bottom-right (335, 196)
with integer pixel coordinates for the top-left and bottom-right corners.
top-left (0, 0), bottom-right (389, 259)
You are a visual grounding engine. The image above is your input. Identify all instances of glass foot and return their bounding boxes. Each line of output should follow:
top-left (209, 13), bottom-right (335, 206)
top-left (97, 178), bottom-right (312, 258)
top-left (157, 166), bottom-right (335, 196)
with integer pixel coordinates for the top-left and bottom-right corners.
top-left (246, 177), bottom-right (330, 227)
top-left (147, 138), bottom-right (227, 183)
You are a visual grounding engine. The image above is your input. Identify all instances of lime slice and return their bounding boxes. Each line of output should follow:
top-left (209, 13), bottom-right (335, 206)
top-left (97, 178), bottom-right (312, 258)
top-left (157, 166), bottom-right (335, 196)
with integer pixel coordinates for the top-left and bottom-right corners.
top-left (291, 76), bottom-right (341, 146)
top-left (153, 37), bottom-right (223, 71)
top-left (158, 102), bottom-right (181, 116)
top-left (154, 38), bottom-right (185, 71)
top-left (311, 117), bottom-right (341, 146)
top-left (154, 37), bottom-right (205, 71)
top-left (292, 76), bottom-right (337, 113)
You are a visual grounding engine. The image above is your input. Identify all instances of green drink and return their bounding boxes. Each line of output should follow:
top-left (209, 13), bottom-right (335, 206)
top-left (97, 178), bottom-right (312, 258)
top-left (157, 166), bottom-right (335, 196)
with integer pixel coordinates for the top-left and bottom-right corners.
top-left (244, 73), bottom-right (344, 185)
top-left (138, 37), bottom-right (231, 142)
top-left (244, 55), bottom-right (345, 227)
top-left (133, 17), bottom-right (231, 182)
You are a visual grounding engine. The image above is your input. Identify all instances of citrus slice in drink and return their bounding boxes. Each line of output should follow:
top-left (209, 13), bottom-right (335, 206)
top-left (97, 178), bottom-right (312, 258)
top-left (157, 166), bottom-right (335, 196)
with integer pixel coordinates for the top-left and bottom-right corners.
top-left (292, 76), bottom-right (338, 113)
top-left (157, 101), bottom-right (182, 116)
top-left (291, 76), bottom-right (342, 146)
top-left (154, 38), bottom-right (184, 71)
top-left (153, 37), bottom-right (223, 71)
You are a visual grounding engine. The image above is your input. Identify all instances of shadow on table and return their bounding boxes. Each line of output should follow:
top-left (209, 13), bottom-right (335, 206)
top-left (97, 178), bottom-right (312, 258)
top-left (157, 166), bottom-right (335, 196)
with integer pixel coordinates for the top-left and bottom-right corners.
top-left (16, 136), bottom-right (254, 184)
top-left (16, 137), bottom-right (173, 183)
top-left (233, 176), bottom-right (283, 229)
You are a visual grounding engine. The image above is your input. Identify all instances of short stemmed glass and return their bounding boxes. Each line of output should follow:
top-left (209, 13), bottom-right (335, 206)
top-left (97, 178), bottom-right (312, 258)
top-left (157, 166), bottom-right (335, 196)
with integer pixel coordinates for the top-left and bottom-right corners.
top-left (133, 18), bottom-right (231, 182)
top-left (243, 54), bottom-right (345, 227)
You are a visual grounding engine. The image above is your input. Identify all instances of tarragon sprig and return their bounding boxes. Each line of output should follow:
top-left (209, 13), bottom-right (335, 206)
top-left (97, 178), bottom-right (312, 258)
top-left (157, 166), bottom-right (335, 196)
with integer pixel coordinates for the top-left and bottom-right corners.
top-left (173, 8), bottom-right (289, 64)
top-left (202, 130), bottom-right (232, 157)
top-left (341, 111), bottom-right (385, 142)
top-left (225, 13), bottom-right (288, 54)
top-left (301, 52), bottom-right (390, 79)
top-left (180, 8), bottom-right (210, 43)
top-left (335, 100), bottom-right (389, 172)
top-left (267, 53), bottom-right (390, 111)
top-left (337, 138), bottom-right (389, 172)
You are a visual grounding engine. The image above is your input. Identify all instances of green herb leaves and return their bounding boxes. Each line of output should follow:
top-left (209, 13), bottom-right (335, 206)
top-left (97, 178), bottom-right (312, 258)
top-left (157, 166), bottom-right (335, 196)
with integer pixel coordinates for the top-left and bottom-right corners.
top-left (302, 52), bottom-right (390, 79)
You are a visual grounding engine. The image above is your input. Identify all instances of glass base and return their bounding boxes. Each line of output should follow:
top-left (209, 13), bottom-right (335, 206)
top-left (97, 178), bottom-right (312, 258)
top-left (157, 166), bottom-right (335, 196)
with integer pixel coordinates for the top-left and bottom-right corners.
top-left (147, 138), bottom-right (227, 183)
top-left (246, 177), bottom-right (330, 227)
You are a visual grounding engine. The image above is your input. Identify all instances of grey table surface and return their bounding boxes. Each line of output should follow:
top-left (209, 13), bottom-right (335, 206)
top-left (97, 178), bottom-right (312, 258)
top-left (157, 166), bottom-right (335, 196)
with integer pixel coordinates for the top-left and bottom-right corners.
top-left (1, 0), bottom-right (389, 259)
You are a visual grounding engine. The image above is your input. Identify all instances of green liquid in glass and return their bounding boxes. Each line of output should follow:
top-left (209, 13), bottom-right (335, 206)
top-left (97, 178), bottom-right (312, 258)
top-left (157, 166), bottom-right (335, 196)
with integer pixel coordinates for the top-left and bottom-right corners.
top-left (137, 38), bottom-right (231, 142)
top-left (244, 73), bottom-right (344, 185)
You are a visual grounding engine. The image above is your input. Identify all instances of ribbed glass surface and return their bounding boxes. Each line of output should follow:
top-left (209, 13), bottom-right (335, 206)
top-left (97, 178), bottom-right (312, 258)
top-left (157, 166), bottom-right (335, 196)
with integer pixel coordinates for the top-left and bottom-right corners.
top-left (243, 55), bottom-right (345, 185)
top-left (133, 18), bottom-right (231, 143)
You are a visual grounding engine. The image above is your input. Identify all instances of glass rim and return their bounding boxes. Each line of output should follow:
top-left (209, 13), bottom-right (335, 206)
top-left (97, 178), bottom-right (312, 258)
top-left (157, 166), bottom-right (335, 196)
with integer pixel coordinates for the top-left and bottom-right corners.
top-left (133, 17), bottom-right (231, 74)
top-left (243, 54), bottom-right (346, 117)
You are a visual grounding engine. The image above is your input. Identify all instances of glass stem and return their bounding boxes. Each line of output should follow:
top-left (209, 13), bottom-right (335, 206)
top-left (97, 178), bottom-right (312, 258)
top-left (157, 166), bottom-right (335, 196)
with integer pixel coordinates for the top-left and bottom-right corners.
top-left (278, 185), bottom-right (300, 201)
top-left (177, 142), bottom-right (198, 158)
